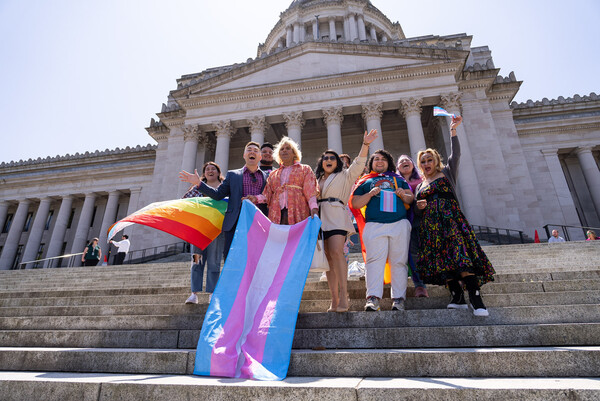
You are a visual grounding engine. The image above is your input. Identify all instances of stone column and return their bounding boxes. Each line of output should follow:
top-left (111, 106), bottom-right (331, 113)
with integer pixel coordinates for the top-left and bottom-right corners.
top-left (541, 149), bottom-right (581, 226)
top-left (576, 146), bottom-right (600, 215)
top-left (45, 195), bottom-right (74, 268)
top-left (21, 197), bottom-right (53, 269)
top-left (293, 22), bottom-right (300, 43)
top-left (282, 111), bottom-right (305, 148)
top-left (362, 103), bottom-right (384, 154)
top-left (98, 191), bottom-right (121, 260)
top-left (0, 201), bottom-right (9, 236)
top-left (440, 93), bottom-right (487, 225)
top-left (286, 25), bottom-right (293, 46)
top-left (343, 17), bottom-right (349, 40)
top-left (400, 97), bottom-right (427, 160)
top-left (329, 17), bottom-right (337, 41)
top-left (0, 199), bottom-right (31, 270)
top-left (370, 26), bottom-right (378, 42)
top-left (357, 14), bottom-right (367, 41)
top-left (214, 120), bottom-right (234, 172)
top-left (312, 20), bottom-right (318, 40)
top-left (122, 187), bottom-right (142, 238)
top-left (322, 106), bottom-right (344, 154)
top-left (179, 125), bottom-right (201, 194)
top-left (348, 14), bottom-right (358, 41)
top-left (248, 116), bottom-right (267, 145)
top-left (70, 193), bottom-right (97, 267)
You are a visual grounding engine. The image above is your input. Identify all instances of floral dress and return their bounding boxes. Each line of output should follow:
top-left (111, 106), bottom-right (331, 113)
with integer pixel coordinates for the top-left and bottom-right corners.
top-left (416, 177), bottom-right (495, 286)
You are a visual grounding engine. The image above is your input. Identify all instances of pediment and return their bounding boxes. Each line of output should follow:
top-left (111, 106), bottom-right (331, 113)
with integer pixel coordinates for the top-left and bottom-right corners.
top-left (179, 44), bottom-right (467, 98)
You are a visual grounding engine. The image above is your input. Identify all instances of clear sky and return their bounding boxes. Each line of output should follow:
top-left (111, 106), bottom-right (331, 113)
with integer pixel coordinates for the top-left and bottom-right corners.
top-left (0, 0), bottom-right (598, 164)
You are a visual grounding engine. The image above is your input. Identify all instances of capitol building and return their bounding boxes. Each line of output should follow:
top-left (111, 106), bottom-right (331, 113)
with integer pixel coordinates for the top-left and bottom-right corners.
top-left (1, 0), bottom-right (599, 269)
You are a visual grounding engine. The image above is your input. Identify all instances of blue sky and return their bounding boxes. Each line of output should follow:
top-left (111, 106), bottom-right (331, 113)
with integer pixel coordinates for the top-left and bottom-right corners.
top-left (1, 0), bottom-right (598, 164)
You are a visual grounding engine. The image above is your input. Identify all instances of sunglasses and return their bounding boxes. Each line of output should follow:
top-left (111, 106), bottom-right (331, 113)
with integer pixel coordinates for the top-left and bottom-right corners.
top-left (322, 155), bottom-right (337, 162)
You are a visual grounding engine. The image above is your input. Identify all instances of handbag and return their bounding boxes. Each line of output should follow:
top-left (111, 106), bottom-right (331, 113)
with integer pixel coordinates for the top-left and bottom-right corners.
top-left (309, 231), bottom-right (330, 273)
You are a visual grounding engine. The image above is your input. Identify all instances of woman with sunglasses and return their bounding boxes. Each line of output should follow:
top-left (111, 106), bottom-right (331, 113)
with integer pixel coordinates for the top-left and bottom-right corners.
top-left (315, 129), bottom-right (378, 312)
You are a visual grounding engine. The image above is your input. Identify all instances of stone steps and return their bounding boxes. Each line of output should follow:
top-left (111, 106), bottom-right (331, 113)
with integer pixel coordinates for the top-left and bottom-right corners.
top-left (0, 241), bottom-right (598, 399)
top-left (1, 346), bottom-right (598, 377)
top-left (1, 372), bottom-right (598, 401)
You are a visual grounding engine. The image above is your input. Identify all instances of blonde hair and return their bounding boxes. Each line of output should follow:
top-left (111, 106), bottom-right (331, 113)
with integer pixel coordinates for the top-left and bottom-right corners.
top-left (417, 148), bottom-right (444, 176)
top-left (274, 137), bottom-right (302, 165)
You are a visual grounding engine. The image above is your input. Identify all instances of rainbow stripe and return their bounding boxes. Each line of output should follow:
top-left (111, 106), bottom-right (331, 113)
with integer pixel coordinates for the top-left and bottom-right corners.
top-left (107, 197), bottom-right (227, 250)
top-left (194, 200), bottom-right (320, 380)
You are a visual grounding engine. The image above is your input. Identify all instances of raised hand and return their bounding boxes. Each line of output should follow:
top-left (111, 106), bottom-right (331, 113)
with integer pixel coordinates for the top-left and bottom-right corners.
top-left (450, 115), bottom-right (463, 131)
top-left (363, 129), bottom-right (378, 145)
top-left (179, 169), bottom-right (201, 186)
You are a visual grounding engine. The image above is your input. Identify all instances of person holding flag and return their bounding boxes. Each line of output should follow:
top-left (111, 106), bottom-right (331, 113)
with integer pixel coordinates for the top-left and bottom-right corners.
top-left (350, 149), bottom-right (414, 311)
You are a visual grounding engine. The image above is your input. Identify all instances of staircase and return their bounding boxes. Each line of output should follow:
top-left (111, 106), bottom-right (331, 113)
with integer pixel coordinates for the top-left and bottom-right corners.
top-left (0, 241), bottom-right (599, 400)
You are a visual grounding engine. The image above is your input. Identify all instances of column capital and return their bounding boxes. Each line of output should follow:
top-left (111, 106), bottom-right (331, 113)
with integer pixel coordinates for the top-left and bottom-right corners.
top-left (128, 187), bottom-right (143, 195)
top-left (248, 116), bottom-right (267, 133)
top-left (182, 124), bottom-right (202, 142)
top-left (283, 111), bottom-right (305, 130)
top-left (213, 120), bottom-right (234, 139)
top-left (322, 106), bottom-right (344, 127)
top-left (59, 194), bottom-right (74, 200)
top-left (440, 92), bottom-right (462, 112)
top-left (400, 97), bottom-right (423, 118)
top-left (540, 148), bottom-right (559, 157)
top-left (107, 190), bottom-right (121, 197)
top-left (83, 192), bottom-right (97, 198)
top-left (575, 146), bottom-right (594, 156)
top-left (361, 103), bottom-right (383, 122)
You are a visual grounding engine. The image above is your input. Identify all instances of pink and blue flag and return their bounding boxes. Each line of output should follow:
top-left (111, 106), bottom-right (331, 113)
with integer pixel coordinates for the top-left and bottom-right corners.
top-left (193, 200), bottom-right (321, 381)
top-left (433, 106), bottom-right (457, 118)
top-left (380, 189), bottom-right (397, 213)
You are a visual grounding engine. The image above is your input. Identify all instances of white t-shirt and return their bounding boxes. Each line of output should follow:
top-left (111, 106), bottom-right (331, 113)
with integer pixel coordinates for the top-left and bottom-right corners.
top-left (112, 239), bottom-right (131, 253)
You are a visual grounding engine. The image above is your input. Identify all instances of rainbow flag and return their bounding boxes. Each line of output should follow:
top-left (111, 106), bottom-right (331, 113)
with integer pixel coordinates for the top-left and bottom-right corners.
top-left (433, 106), bottom-right (457, 117)
top-left (107, 197), bottom-right (227, 250)
top-left (194, 200), bottom-right (321, 380)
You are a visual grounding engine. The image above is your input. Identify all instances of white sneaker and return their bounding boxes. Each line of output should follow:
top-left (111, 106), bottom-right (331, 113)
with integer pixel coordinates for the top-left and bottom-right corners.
top-left (185, 293), bottom-right (198, 304)
top-left (364, 296), bottom-right (380, 311)
top-left (319, 272), bottom-right (327, 282)
top-left (391, 298), bottom-right (405, 311)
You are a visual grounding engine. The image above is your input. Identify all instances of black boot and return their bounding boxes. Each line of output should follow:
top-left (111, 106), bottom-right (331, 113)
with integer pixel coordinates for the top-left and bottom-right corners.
top-left (463, 275), bottom-right (489, 317)
top-left (447, 279), bottom-right (468, 310)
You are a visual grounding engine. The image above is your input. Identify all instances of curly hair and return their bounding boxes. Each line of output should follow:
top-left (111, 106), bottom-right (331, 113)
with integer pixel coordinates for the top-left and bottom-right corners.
top-left (367, 149), bottom-right (396, 173)
top-left (273, 137), bottom-right (302, 165)
top-left (417, 148), bottom-right (444, 176)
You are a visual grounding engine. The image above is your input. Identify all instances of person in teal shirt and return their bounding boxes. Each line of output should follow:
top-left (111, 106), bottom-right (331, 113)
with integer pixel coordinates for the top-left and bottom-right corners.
top-left (82, 237), bottom-right (101, 267)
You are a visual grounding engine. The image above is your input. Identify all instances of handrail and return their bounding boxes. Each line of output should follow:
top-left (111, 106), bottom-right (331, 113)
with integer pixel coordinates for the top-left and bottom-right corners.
top-left (543, 224), bottom-right (600, 241)
top-left (18, 252), bottom-right (84, 269)
top-left (471, 225), bottom-right (527, 245)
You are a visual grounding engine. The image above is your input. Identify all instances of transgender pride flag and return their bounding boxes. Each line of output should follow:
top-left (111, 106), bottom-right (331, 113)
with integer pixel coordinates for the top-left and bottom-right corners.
top-left (433, 106), bottom-right (457, 118)
top-left (194, 200), bottom-right (321, 380)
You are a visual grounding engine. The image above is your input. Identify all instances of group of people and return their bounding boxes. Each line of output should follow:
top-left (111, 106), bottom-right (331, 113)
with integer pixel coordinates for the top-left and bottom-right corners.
top-left (81, 235), bottom-right (130, 266)
top-left (179, 116), bottom-right (495, 316)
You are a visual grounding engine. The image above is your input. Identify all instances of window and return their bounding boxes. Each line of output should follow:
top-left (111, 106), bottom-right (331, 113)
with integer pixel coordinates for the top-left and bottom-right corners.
top-left (23, 212), bottom-right (33, 232)
top-left (45, 210), bottom-right (54, 230)
top-left (2, 213), bottom-right (13, 233)
top-left (67, 208), bottom-right (75, 229)
top-left (33, 243), bottom-right (45, 268)
top-left (11, 245), bottom-right (23, 270)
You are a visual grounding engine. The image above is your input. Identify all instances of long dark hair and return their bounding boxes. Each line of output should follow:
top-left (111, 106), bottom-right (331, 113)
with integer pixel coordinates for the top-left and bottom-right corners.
top-left (315, 150), bottom-right (343, 180)
top-left (397, 154), bottom-right (421, 181)
top-left (201, 161), bottom-right (224, 182)
top-left (368, 149), bottom-right (396, 173)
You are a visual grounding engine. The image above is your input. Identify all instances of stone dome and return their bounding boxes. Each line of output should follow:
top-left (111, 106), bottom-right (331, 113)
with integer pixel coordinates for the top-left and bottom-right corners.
top-left (258, 0), bottom-right (403, 57)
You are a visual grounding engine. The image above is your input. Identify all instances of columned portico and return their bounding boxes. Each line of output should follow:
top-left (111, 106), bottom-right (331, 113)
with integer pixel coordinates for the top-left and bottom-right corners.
top-left (357, 14), bottom-right (367, 41)
top-left (575, 146), bottom-right (600, 215)
top-left (248, 116), bottom-right (267, 144)
top-left (21, 197), bottom-right (52, 268)
top-left (214, 120), bottom-right (234, 172)
top-left (286, 25), bottom-right (293, 46)
top-left (400, 97), bottom-right (427, 161)
top-left (45, 195), bottom-right (74, 267)
top-left (369, 26), bottom-right (377, 42)
top-left (283, 111), bottom-right (305, 148)
top-left (440, 93), bottom-right (487, 225)
top-left (124, 188), bottom-right (142, 237)
top-left (70, 193), bottom-right (97, 267)
top-left (0, 199), bottom-right (31, 270)
top-left (322, 106), bottom-right (344, 154)
top-left (362, 103), bottom-right (384, 153)
top-left (348, 14), bottom-right (358, 41)
top-left (99, 191), bottom-right (121, 259)
top-left (541, 149), bottom-right (581, 226)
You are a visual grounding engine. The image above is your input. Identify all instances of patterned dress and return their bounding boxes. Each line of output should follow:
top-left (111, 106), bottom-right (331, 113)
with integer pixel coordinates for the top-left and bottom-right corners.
top-left (416, 177), bottom-right (495, 286)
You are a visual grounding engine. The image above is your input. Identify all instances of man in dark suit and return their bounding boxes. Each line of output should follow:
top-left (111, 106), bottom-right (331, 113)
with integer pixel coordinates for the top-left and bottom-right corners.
top-left (179, 141), bottom-right (267, 258)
